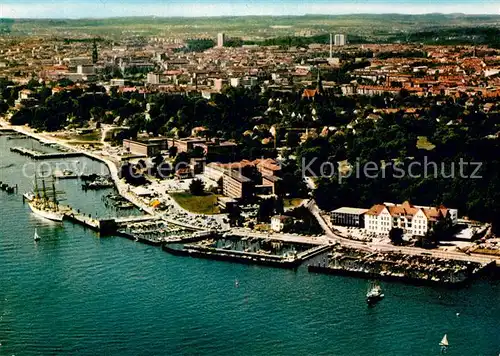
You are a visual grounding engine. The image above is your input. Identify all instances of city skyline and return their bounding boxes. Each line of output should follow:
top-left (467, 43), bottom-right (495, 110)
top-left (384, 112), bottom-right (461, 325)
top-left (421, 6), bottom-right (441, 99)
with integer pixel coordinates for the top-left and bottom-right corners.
top-left (0, 0), bottom-right (499, 18)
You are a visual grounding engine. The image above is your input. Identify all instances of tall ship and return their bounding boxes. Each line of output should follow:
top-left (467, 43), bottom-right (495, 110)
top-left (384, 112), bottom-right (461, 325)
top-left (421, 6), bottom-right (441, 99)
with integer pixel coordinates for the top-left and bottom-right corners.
top-left (24, 173), bottom-right (66, 222)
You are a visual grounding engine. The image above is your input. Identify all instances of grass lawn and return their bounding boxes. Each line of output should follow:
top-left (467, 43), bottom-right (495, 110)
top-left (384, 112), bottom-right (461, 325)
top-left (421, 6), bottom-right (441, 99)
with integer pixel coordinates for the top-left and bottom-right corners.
top-left (284, 198), bottom-right (304, 208)
top-left (416, 136), bottom-right (436, 151)
top-left (171, 192), bottom-right (220, 215)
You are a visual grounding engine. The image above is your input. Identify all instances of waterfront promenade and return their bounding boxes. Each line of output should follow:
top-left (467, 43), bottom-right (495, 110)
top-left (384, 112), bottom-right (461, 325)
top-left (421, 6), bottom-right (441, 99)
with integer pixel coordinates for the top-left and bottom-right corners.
top-left (2, 119), bottom-right (499, 268)
top-left (0, 120), bottom-right (208, 232)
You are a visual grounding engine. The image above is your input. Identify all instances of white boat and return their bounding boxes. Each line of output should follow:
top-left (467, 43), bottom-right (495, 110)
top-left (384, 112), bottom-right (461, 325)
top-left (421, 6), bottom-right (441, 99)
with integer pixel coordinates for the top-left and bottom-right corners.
top-left (28, 201), bottom-right (64, 222)
top-left (439, 334), bottom-right (448, 352)
top-left (34, 228), bottom-right (41, 241)
top-left (26, 173), bottom-right (65, 222)
top-left (366, 281), bottom-right (384, 304)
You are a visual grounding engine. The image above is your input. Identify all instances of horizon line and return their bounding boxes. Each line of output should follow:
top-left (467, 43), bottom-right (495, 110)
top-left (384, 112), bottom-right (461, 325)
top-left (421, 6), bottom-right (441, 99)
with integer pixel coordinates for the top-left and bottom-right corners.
top-left (3, 12), bottom-right (500, 20)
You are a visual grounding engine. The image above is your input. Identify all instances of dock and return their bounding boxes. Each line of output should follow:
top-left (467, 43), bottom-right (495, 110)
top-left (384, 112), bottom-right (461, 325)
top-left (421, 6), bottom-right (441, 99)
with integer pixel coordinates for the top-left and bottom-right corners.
top-left (63, 208), bottom-right (101, 230)
top-left (307, 245), bottom-right (497, 287)
top-left (10, 146), bottom-right (83, 160)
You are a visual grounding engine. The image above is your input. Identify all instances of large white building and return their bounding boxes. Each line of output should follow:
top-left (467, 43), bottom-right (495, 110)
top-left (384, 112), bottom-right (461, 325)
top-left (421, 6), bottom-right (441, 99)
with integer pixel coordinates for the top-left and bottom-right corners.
top-left (334, 34), bottom-right (346, 46)
top-left (364, 201), bottom-right (458, 236)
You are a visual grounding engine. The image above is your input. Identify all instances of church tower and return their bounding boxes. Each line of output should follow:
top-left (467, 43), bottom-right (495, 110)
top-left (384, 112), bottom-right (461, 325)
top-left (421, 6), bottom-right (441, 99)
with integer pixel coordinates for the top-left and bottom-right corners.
top-left (316, 69), bottom-right (323, 94)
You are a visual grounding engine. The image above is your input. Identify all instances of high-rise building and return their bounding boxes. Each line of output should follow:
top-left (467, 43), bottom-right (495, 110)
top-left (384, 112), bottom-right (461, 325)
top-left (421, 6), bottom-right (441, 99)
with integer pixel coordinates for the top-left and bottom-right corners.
top-left (334, 34), bottom-right (346, 46)
top-left (217, 33), bottom-right (225, 48)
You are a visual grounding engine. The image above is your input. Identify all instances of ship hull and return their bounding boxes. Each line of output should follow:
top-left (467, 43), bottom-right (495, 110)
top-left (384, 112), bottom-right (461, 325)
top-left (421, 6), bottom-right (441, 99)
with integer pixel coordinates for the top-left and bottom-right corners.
top-left (27, 201), bottom-right (64, 222)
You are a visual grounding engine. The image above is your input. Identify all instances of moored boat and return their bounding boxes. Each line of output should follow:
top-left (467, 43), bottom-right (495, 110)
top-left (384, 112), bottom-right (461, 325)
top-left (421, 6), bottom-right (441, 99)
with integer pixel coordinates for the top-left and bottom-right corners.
top-left (26, 173), bottom-right (65, 222)
top-left (28, 201), bottom-right (64, 222)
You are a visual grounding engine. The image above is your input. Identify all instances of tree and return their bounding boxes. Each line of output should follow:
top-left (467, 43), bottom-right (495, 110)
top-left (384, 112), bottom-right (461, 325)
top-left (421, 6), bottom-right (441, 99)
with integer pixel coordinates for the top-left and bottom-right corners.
top-left (257, 197), bottom-right (276, 222)
top-left (285, 131), bottom-right (300, 148)
top-left (389, 228), bottom-right (404, 245)
top-left (189, 179), bottom-right (205, 196)
top-left (168, 145), bottom-right (178, 158)
top-left (173, 151), bottom-right (189, 171)
top-left (152, 153), bottom-right (164, 167)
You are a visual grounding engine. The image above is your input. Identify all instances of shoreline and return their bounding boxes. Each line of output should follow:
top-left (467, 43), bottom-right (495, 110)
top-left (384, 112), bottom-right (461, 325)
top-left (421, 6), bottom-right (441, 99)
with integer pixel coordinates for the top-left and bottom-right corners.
top-left (2, 120), bottom-right (499, 285)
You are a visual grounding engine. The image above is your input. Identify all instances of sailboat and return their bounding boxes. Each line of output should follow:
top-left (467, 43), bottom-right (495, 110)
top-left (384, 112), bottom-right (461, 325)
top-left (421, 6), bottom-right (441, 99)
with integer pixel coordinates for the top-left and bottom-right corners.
top-left (439, 334), bottom-right (449, 353)
top-left (34, 228), bottom-right (41, 241)
top-left (26, 172), bottom-right (66, 222)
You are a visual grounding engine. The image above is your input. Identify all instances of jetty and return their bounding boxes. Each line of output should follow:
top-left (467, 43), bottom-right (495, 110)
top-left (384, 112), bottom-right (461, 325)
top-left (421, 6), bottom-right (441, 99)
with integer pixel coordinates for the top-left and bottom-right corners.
top-left (10, 146), bottom-right (83, 160)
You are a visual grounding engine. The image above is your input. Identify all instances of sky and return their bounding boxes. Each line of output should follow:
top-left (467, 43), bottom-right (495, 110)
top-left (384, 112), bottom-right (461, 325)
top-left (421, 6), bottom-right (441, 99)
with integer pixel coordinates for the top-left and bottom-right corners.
top-left (0, 0), bottom-right (499, 18)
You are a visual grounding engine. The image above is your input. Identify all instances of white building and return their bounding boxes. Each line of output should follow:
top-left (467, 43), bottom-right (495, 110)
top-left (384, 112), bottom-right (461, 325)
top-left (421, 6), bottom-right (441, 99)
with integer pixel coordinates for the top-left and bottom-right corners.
top-left (364, 201), bottom-right (457, 236)
top-left (334, 34), bottom-right (346, 46)
top-left (331, 207), bottom-right (368, 227)
top-left (217, 33), bottom-right (225, 48)
top-left (77, 64), bottom-right (95, 75)
top-left (230, 77), bottom-right (241, 87)
top-left (147, 73), bottom-right (162, 85)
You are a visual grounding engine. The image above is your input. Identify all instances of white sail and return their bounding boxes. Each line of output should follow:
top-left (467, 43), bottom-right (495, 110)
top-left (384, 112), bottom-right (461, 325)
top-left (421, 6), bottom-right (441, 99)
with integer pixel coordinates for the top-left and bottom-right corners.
top-left (34, 228), bottom-right (40, 241)
top-left (439, 334), bottom-right (449, 346)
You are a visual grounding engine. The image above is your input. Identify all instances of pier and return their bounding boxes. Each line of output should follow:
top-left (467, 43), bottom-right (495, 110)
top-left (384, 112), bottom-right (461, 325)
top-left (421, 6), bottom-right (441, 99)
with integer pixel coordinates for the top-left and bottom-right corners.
top-left (10, 146), bottom-right (83, 160)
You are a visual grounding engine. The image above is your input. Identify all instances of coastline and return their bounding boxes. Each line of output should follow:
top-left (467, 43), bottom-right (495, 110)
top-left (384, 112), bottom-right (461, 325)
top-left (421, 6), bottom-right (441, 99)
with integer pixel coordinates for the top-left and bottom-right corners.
top-left (2, 120), bottom-right (499, 284)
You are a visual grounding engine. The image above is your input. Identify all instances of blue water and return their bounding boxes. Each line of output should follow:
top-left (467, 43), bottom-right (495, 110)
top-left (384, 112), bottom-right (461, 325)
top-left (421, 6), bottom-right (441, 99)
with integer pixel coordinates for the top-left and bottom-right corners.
top-left (0, 135), bottom-right (499, 355)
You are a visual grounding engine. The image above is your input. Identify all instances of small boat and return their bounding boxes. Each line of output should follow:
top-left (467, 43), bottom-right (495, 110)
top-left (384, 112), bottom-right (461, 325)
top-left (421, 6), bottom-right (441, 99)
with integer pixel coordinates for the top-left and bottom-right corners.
top-left (439, 334), bottom-right (448, 353)
top-left (366, 280), bottom-right (384, 304)
top-left (34, 228), bottom-right (41, 241)
top-left (235, 279), bottom-right (239, 288)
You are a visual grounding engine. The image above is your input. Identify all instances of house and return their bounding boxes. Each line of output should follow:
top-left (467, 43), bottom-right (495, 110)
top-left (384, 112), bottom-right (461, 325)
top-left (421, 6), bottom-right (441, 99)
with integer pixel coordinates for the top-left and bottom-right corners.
top-left (302, 88), bottom-right (320, 99)
top-left (271, 215), bottom-right (293, 232)
top-left (364, 201), bottom-right (457, 236)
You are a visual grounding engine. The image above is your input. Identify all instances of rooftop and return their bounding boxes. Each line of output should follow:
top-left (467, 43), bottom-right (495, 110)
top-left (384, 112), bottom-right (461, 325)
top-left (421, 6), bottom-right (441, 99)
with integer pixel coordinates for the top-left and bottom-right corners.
top-left (332, 207), bottom-right (369, 215)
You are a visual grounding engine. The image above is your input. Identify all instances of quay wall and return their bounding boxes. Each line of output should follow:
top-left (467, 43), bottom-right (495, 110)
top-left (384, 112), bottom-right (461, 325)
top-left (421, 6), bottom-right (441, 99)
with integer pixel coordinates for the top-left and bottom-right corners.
top-left (162, 244), bottom-right (301, 269)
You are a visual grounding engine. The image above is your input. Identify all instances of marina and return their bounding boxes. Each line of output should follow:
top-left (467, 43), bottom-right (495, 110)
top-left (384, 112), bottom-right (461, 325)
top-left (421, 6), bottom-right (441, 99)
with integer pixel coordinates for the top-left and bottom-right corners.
top-left (163, 235), bottom-right (331, 268)
top-left (308, 245), bottom-right (496, 287)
